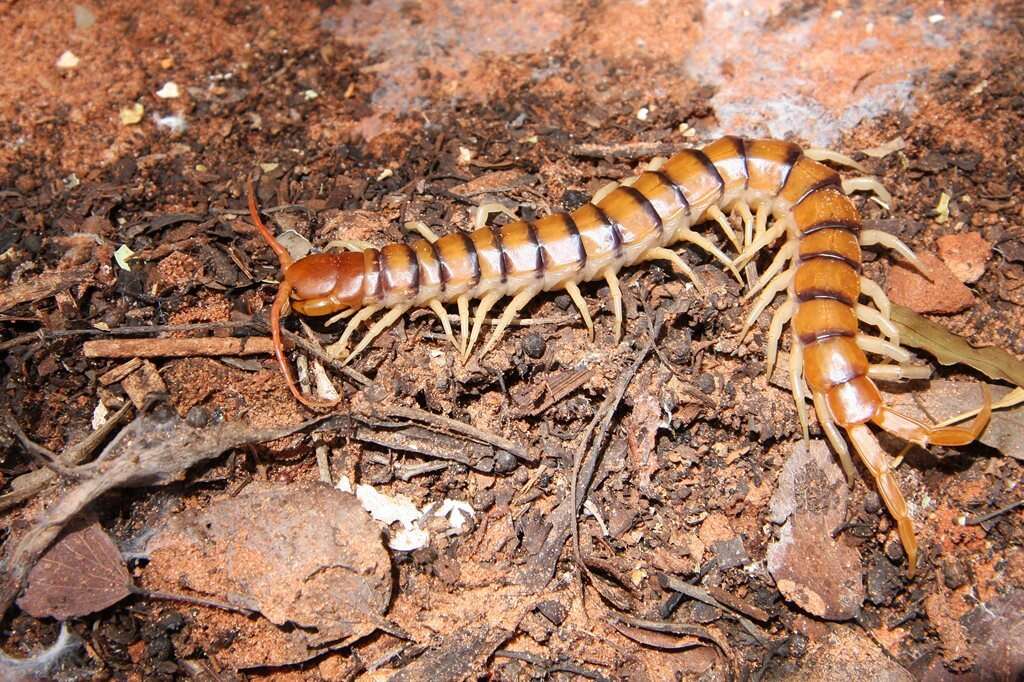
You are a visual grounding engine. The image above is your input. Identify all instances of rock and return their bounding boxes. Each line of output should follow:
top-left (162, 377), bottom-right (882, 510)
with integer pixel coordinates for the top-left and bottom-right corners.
top-left (886, 251), bottom-right (975, 314)
top-left (767, 513), bottom-right (864, 620)
top-left (769, 440), bottom-right (848, 530)
top-left (936, 232), bottom-right (991, 283)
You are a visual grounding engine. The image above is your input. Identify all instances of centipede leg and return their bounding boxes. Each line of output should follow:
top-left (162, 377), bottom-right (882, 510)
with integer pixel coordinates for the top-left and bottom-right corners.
top-left (592, 181), bottom-right (622, 205)
top-left (803, 147), bottom-right (868, 173)
top-left (765, 298), bottom-right (795, 378)
top-left (735, 221), bottom-right (787, 269)
top-left (603, 267), bottom-right (623, 342)
top-left (847, 423), bottom-right (918, 575)
top-left (788, 336), bottom-right (810, 441)
top-left (856, 334), bottom-right (911, 363)
top-left (405, 220), bottom-right (440, 243)
top-left (428, 299), bottom-right (459, 350)
top-left (464, 291), bottom-right (502, 360)
top-left (754, 201), bottom-right (769, 241)
top-left (873, 385), bottom-right (992, 447)
top-left (738, 267), bottom-right (795, 341)
top-left (480, 287), bottom-right (541, 357)
top-left (475, 203), bottom-right (519, 229)
top-left (675, 229), bottom-right (743, 282)
top-left (564, 281), bottom-right (594, 338)
top-left (343, 304), bottom-right (412, 364)
top-left (457, 295), bottom-right (470, 356)
top-left (326, 238), bottom-right (377, 252)
top-left (327, 305), bottom-right (381, 359)
top-left (640, 247), bottom-right (704, 292)
top-left (843, 176), bottom-right (893, 210)
top-left (855, 304), bottom-right (900, 344)
top-left (266, 281), bottom-right (338, 409)
top-left (859, 277), bottom-right (892, 321)
top-left (860, 229), bottom-right (927, 275)
top-left (812, 392), bottom-right (856, 482)
top-left (747, 241), bottom-right (796, 300)
top-left (867, 364), bottom-right (932, 381)
top-left (734, 201), bottom-right (755, 249)
top-left (705, 205), bottom-right (742, 253)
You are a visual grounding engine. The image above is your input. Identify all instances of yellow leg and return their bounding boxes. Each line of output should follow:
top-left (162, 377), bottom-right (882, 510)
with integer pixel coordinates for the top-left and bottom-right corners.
top-left (674, 229), bottom-right (743, 283)
top-left (705, 205), bottom-right (742, 253)
top-left (860, 229), bottom-right (927, 275)
top-left (464, 292), bottom-right (502, 360)
top-left (475, 203), bottom-right (519, 229)
top-left (766, 298), bottom-right (795, 378)
top-left (868, 364), bottom-right (932, 381)
top-left (428, 299), bottom-right (459, 350)
top-left (327, 305), bottom-right (380, 359)
top-left (855, 303), bottom-right (900, 345)
top-left (343, 305), bottom-right (411, 365)
top-left (746, 241), bottom-right (796, 300)
top-left (480, 287), bottom-right (541, 357)
top-left (739, 268), bottom-right (795, 342)
top-left (564, 281), bottom-right (594, 338)
top-left (843, 177), bottom-right (893, 210)
top-left (641, 247), bottom-right (704, 292)
top-left (735, 222), bottom-right (787, 268)
top-left (604, 268), bottom-right (623, 342)
top-left (405, 220), bottom-right (440, 243)
top-left (812, 391), bottom-right (856, 482)
top-left (735, 201), bottom-right (754, 249)
top-left (754, 202), bottom-right (769, 241)
top-left (860, 277), bottom-right (891, 322)
top-left (457, 295), bottom-right (470, 356)
top-left (789, 336), bottom-right (810, 441)
top-left (856, 334), bottom-right (911, 363)
top-left (847, 424), bottom-right (917, 575)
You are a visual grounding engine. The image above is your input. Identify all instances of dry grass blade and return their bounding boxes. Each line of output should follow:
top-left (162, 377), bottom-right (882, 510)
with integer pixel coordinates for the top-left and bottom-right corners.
top-left (17, 523), bottom-right (132, 619)
top-left (891, 304), bottom-right (1024, 387)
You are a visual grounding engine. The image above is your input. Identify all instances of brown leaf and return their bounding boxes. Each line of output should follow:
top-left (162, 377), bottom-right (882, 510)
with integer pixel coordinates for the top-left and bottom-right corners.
top-left (17, 523), bottom-right (132, 619)
top-left (892, 304), bottom-right (1024, 388)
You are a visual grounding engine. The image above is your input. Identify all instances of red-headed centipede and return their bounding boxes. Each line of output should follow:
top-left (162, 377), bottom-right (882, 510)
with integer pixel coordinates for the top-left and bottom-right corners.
top-left (248, 136), bottom-right (992, 574)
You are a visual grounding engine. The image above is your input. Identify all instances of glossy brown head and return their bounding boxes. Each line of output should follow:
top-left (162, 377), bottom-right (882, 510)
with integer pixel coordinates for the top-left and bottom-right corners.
top-left (247, 180), bottom-right (341, 409)
top-left (285, 252), bottom-right (365, 316)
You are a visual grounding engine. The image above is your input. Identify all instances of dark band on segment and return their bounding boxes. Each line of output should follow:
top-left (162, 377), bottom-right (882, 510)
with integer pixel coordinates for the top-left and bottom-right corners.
top-left (406, 244), bottom-right (420, 296)
top-left (561, 212), bottom-right (587, 271)
top-left (429, 239), bottom-right (447, 292)
top-left (652, 170), bottom-right (689, 217)
top-left (593, 204), bottom-right (623, 258)
top-left (525, 220), bottom-right (545, 278)
top-left (491, 225), bottom-right (508, 283)
top-left (368, 249), bottom-right (383, 299)
top-left (778, 146), bottom-right (804, 192)
top-left (793, 176), bottom-right (843, 207)
top-left (798, 250), bottom-right (863, 272)
top-left (800, 219), bottom-right (861, 236)
top-left (460, 231), bottom-right (481, 287)
top-left (691, 148), bottom-right (727, 194)
top-left (620, 186), bottom-right (663, 235)
top-left (796, 288), bottom-right (855, 308)
top-left (798, 328), bottom-right (856, 346)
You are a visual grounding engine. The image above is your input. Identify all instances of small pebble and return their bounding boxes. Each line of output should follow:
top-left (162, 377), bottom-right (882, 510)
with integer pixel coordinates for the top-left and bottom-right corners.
top-left (536, 600), bottom-right (568, 626)
top-left (522, 333), bottom-right (546, 359)
top-left (56, 50), bottom-right (80, 69)
top-left (863, 491), bottom-right (882, 515)
top-left (185, 406), bottom-right (210, 427)
top-left (696, 373), bottom-right (716, 394)
top-left (884, 538), bottom-right (905, 561)
top-left (493, 450), bottom-right (519, 474)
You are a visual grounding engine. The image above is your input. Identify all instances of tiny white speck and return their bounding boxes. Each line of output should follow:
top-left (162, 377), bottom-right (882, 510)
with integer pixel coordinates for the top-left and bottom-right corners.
top-left (56, 50), bottom-right (80, 69)
top-left (865, 21), bottom-right (875, 33)
top-left (636, 107), bottom-right (649, 121)
top-left (303, 89), bottom-right (319, 101)
top-left (928, 13), bottom-right (944, 23)
top-left (831, 9), bottom-right (842, 19)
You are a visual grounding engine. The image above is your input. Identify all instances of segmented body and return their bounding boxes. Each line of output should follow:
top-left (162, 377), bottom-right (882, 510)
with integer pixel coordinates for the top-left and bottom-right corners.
top-left (252, 136), bottom-right (991, 575)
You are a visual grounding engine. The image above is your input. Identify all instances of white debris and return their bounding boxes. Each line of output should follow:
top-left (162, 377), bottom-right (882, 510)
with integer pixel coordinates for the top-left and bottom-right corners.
top-left (155, 81), bottom-right (180, 99)
top-left (303, 89), bottom-right (319, 101)
top-left (56, 50), bottom-right (80, 70)
top-left (114, 244), bottom-right (135, 271)
top-left (636, 106), bottom-right (649, 121)
top-left (91, 402), bottom-right (109, 430)
top-left (153, 114), bottom-right (187, 133)
top-left (336, 476), bottom-right (475, 552)
top-left (119, 103), bottom-right (144, 126)
top-left (928, 13), bottom-right (945, 24)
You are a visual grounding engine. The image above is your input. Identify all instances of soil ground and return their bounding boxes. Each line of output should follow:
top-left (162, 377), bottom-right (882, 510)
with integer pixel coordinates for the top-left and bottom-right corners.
top-left (1, 1), bottom-right (1022, 680)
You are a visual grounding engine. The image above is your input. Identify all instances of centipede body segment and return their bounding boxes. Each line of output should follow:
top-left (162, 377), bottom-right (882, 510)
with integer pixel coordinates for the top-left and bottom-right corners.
top-left (249, 135), bottom-right (992, 574)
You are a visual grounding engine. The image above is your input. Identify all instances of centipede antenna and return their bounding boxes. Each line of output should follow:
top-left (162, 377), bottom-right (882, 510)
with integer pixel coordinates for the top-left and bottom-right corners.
top-left (247, 179), bottom-right (293, 270)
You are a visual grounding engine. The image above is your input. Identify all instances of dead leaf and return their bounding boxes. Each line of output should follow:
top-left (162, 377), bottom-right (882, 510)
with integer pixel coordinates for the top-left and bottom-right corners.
top-left (145, 481), bottom-right (392, 668)
top-left (892, 304), bottom-right (1024, 387)
top-left (17, 523), bottom-right (131, 619)
top-left (769, 440), bottom-right (848, 530)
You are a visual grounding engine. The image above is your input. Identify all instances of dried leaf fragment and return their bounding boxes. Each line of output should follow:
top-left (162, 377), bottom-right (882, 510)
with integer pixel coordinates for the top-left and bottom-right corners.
top-left (18, 523), bottom-right (132, 619)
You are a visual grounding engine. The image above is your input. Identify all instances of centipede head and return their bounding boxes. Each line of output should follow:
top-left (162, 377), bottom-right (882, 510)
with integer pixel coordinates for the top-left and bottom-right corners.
top-left (247, 180), bottom-right (347, 410)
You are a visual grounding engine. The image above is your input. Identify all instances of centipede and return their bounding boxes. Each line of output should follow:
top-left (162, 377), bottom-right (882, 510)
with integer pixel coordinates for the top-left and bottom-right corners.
top-left (247, 135), bottom-right (991, 574)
